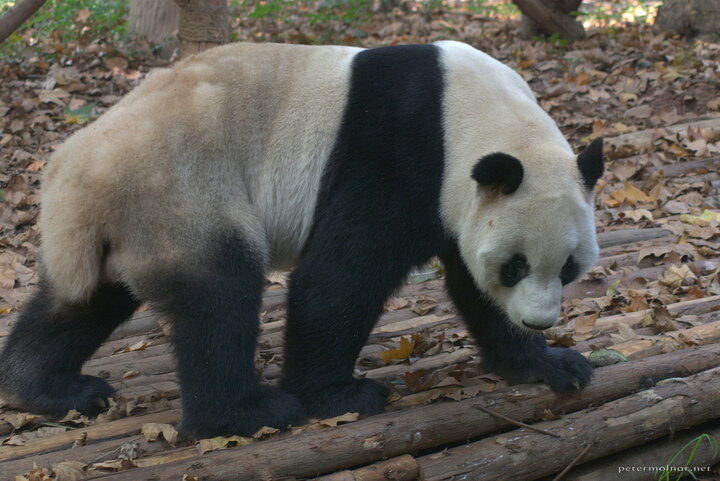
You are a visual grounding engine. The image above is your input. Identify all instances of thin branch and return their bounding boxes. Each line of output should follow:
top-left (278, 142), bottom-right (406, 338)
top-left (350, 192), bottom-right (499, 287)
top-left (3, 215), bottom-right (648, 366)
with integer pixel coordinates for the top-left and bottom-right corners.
top-left (552, 443), bottom-right (593, 481)
top-left (472, 403), bottom-right (561, 438)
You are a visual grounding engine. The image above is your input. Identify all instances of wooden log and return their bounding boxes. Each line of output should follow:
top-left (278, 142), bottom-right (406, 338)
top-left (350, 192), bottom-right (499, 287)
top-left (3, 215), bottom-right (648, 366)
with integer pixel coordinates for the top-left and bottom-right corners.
top-left (602, 319), bottom-right (720, 360)
top-left (65, 344), bottom-right (720, 481)
top-left (560, 422), bottom-right (720, 480)
top-left (598, 236), bottom-right (676, 259)
top-left (395, 314), bottom-right (720, 410)
top-left (418, 366), bottom-right (720, 481)
top-left (659, 157), bottom-right (720, 177)
top-left (365, 347), bottom-right (476, 380)
top-left (563, 258), bottom-right (716, 301)
top-left (0, 434), bottom-right (177, 477)
top-left (574, 309), bottom-right (720, 353)
top-left (595, 228), bottom-right (673, 248)
top-left (606, 118), bottom-right (720, 154)
top-left (0, 409), bottom-right (180, 463)
top-left (316, 455), bottom-right (420, 481)
top-left (592, 295), bottom-right (720, 334)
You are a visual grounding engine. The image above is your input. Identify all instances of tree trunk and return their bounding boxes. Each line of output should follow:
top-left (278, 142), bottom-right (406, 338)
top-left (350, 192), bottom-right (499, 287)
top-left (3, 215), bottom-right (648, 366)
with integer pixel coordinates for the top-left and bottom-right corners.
top-left (0, 0), bottom-right (47, 43)
top-left (513, 0), bottom-right (586, 40)
top-left (655, 0), bottom-right (720, 38)
top-left (172, 0), bottom-right (229, 57)
top-left (129, 0), bottom-right (180, 44)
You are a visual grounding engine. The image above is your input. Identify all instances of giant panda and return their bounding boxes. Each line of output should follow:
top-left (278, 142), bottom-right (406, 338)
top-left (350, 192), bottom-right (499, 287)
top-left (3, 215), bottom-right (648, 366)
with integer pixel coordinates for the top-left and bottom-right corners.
top-left (0, 41), bottom-right (603, 439)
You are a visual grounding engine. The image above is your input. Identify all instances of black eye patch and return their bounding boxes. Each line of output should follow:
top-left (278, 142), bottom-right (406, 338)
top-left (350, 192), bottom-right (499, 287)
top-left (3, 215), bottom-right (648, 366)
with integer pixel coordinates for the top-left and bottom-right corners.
top-left (560, 256), bottom-right (579, 285)
top-left (500, 254), bottom-right (529, 288)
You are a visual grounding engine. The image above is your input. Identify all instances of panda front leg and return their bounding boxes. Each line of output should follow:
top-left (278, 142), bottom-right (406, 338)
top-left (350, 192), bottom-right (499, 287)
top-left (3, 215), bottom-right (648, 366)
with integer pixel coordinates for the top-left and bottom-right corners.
top-left (143, 232), bottom-right (306, 439)
top-left (281, 249), bottom-right (408, 418)
top-left (440, 243), bottom-right (593, 392)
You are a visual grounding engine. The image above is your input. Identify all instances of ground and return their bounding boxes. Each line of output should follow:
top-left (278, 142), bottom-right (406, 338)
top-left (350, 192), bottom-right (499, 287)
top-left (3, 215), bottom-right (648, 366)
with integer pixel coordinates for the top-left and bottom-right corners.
top-left (0, 1), bottom-right (719, 480)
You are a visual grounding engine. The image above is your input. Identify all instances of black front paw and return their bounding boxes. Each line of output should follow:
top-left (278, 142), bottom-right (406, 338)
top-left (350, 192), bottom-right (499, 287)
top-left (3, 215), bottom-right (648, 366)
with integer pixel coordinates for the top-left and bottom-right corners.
top-left (179, 385), bottom-right (307, 439)
top-left (289, 378), bottom-right (390, 419)
top-left (490, 347), bottom-right (593, 393)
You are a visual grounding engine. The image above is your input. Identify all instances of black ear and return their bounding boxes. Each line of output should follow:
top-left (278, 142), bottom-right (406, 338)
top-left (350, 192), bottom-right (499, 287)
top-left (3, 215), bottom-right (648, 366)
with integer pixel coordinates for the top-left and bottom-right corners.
top-left (471, 153), bottom-right (524, 195)
top-left (577, 137), bottom-right (604, 190)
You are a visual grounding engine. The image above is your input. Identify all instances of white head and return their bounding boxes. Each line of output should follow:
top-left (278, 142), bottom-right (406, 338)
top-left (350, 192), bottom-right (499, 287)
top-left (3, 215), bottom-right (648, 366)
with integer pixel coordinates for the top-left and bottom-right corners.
top-left (453, 138), bottom-right (604, 331)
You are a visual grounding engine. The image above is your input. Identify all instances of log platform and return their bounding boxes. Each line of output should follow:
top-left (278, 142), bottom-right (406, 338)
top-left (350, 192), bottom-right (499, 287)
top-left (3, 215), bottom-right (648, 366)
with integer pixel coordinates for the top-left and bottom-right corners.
top-left (1, 154), bottom-right (719, 480)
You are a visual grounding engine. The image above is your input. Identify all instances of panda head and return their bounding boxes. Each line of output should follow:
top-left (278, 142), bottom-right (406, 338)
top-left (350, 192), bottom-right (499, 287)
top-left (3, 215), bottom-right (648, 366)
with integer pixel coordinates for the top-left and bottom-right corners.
top-left (458, 137), bottom-right (604, 331)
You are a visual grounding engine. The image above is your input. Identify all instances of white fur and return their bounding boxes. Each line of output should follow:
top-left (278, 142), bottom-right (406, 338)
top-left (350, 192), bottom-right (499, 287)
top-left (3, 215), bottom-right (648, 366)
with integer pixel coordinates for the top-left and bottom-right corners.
top-left (436, 41), bottom-right (599, 330)
top-left (41, 43), bottom-right (360, 302)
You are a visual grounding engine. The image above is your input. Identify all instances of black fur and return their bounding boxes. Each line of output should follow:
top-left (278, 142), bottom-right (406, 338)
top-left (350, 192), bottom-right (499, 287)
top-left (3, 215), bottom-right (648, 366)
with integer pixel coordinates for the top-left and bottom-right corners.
top-left (500, 254), bottom-right (530, 288)
top-left (0, 281), bottom-right (139, 416)
top-left (577, 137), bottom-right (604, 190)
top-left (138, 231), bottom-right (306, 439)
top-left (281, 45), bottom-right (447, 417)
top-left (440, 243), bottom-right (593, 391)
top-left (472, 153), bottom-right (524, 194)
top-left (560, 255), bottom-right (579, 285)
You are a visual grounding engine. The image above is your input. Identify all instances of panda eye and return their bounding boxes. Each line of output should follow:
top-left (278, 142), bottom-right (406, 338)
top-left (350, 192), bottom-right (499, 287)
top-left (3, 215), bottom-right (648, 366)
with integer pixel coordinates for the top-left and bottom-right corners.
top-left (500, 254), bottom-right (529, 288)
top-left (560, 256), bottom-right (578, 285)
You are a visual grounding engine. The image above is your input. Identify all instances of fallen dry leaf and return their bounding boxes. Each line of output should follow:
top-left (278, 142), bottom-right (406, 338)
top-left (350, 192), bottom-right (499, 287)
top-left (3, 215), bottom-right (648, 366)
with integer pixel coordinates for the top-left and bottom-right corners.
top-left (53, 460), bottom-right (87, 481)
top-left (319, 412), bottom-right (359, 427)
top-left (379, 336), bottom-right (414, 364)
top-left (410, 295), bottom-right (437, 315)
top-left (659, 264), bottom-right (698, 288)
top-left (141, 423), bottom-right (178, 445)
top-left (197, 435), bottom-right (253, 455)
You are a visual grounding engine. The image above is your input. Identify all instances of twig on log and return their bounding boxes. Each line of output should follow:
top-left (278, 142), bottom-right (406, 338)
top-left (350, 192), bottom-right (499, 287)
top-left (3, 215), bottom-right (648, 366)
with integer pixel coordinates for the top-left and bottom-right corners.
top-left (472, 403), bottom-right (560, 438)
top-left (552, 443), bottom-right (593, 481)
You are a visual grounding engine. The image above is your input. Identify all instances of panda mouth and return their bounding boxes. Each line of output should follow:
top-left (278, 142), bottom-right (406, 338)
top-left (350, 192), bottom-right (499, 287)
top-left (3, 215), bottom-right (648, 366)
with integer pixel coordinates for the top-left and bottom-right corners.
top-left (522, 320), bottom-right (550, 331)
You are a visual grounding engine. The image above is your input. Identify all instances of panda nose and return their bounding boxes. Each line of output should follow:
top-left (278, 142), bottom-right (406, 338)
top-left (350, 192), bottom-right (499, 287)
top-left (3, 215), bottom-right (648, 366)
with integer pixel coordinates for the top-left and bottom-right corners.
top-left (522, 320), bottom-right (553, 331)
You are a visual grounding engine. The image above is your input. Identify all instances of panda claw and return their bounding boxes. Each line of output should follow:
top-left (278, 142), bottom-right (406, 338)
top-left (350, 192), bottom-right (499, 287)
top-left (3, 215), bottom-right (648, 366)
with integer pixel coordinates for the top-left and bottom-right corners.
top-left (488, 345), bottom-right (593, 393)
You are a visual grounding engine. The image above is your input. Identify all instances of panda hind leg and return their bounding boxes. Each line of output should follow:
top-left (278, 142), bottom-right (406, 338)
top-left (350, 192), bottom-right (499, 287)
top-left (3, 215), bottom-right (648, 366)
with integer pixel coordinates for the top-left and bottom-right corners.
top-left (139, 231), bottom-right (306, 439)
top-left (440, 243), bottom-right (593, 392)
top-left (0, 281), bottom-right (139, 416)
